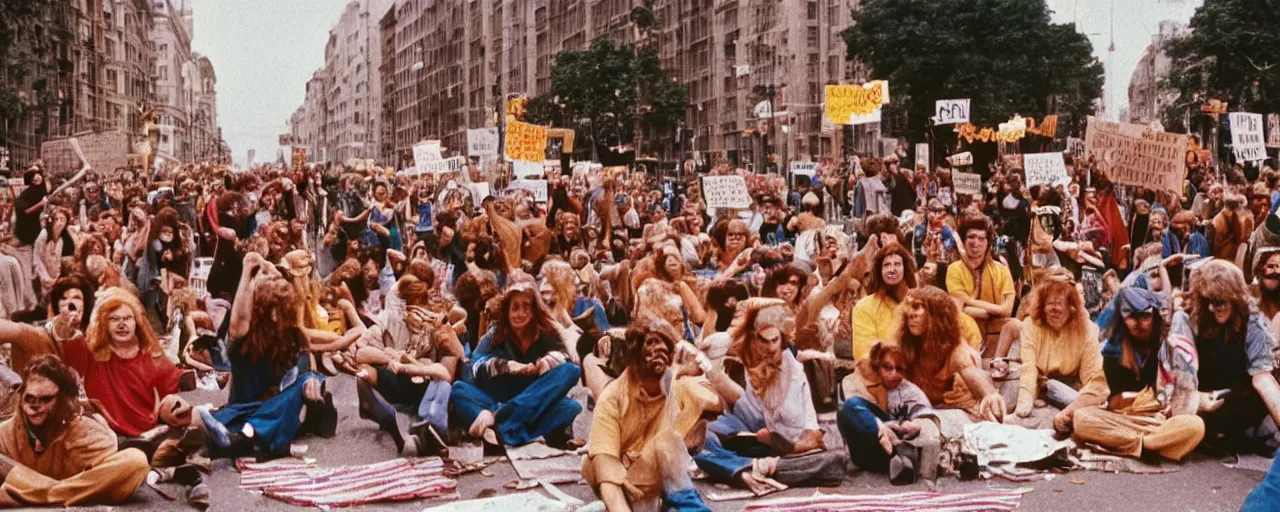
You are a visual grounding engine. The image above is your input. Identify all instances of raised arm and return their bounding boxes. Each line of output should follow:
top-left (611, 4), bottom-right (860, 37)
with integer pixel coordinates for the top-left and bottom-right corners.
top-left (227, 253), bottom-right (265, 340)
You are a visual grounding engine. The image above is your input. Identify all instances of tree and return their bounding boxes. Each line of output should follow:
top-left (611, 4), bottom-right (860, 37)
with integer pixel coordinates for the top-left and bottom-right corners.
top-left (526, 38), bottom-right (686, 157)
top-left (1161, 0), bottom-right (1280, 130)
top-left (842, 0), bottom-right (1103, 141)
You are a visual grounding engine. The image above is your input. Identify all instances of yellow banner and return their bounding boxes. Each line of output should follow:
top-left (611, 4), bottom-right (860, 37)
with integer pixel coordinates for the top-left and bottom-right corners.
top-left (824, 81), bottom-right (890, 125)
top-left (505, 120), bottom-right (548, 162)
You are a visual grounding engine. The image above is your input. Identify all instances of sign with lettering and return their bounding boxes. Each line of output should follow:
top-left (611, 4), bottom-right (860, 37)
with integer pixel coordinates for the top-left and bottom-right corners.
top-left (915, 143), bottom-right (930, 169)
top-left (1083, 116), bottom-right (1188, 193)
top-left (1022, 152), bottom-right (1070, 187)
top-left (419, 156), bottom-right (466, 174)
top-left (508, 179), bottom-right (548, 202)
top-left (934, 99), bottom-right (970, 125)
top-left (825, 81), bottom-right (890, 126)
top-left (790, 161), bottom-right (817, 177)
top-left (413, 141), bottom-right (443, 168)
top-left (1268, 114), bottom-right (1280, 149)
top-left (947, 152), bottom-right (973, 167)
top-left (701, 175), bottom-right (751, 209)
top-left (467, 128), bottom-right (499, 157)
top-left (1230, 113), bottom-right (1267, 162)
top-left (953, 171), bottom-right (982, 196)
top-left (512, 159), bottom-right (544, 179)
top-left (1067, 137), bottom-right (1086, 157)
top-left (504, 120), bottom-right (548, 162)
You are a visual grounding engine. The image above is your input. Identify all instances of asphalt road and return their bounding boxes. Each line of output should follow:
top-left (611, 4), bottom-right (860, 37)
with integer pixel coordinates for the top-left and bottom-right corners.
top-left (95, 374), bottom-right (1267, 511)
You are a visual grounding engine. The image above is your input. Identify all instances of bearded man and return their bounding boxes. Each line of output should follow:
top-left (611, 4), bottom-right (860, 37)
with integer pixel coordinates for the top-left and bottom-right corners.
top-left (694, 299), bottom-right (848, 496)
top-left (0, 355), bottom-right (149, 506)
top-left (583, 319), bottom-right (717, 512)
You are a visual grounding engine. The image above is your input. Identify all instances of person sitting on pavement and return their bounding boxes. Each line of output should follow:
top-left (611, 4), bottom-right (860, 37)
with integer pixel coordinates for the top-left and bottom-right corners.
top-left (836, 342), bottom-right (936, 483)
top-left (1011, 278), bottom-right (1110, 432)
top-left (197, 252), bottom-right (338, 459)
top-left (694, 299), bottom-right (847, 496)
top-left (583, 318), bottom-right (717, 512)
top-left (1070, 288), bottom-right (1205, 461)
top-left (0, 355), bottom-right (149, 507)
top-left (0, 275), bottom-right (96, 390)
top-left (946, 215), bottom-right (1019, 361)
top-left (450, 284), bottom-right (583, 449)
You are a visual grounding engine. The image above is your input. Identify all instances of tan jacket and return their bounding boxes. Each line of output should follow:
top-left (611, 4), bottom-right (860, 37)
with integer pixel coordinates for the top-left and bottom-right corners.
top-left (0, 412), bottom-right (118, 481)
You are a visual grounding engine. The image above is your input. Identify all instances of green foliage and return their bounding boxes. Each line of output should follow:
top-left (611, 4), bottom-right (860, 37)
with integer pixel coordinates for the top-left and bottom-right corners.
top-left (842, 0), bottom-right (1103, 139)
top-left (527, 38), bottom-right (687, 152)
top-left (1161, 0), bottom-right (1280, 127)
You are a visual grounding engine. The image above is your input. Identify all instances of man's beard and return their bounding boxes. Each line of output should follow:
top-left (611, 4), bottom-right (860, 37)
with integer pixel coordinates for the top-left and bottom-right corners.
top-left (639, 345), bottom-right (671, 380)
top-left (747, 360), bottom-right (782, 397)
top-left (1263, 276), bottom-right (1280, 300)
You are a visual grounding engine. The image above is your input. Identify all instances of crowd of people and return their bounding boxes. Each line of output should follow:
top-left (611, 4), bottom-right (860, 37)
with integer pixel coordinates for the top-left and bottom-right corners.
top-left (0, 146), bottom-right (1278, 510)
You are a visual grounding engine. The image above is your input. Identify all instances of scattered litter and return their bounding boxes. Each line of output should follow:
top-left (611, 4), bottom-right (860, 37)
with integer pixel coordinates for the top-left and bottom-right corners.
top-left (1069, 477), bottom-right (1084, 485)
top-left (504, 479), bottom-right (540, 490)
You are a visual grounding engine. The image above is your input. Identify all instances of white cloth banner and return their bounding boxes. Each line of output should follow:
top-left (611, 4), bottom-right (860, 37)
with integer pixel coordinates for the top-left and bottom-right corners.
top-left (467, 128), bottom-right (499, 157)
top-left (915, 143), bottom-right (930, 168)
top-left (1230, 113), bottom-right (1267, 162)
top-left (701, 175), bottom-right (751, 209)
top-left (934, 99), bottom-right (970, 125)
top-left (1022, 152), bottom-right (1070, 187)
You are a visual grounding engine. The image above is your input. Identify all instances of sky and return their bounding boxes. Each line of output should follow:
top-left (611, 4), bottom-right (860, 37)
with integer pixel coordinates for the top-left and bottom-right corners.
top-left (192, 0), bottom-right (1204, 167)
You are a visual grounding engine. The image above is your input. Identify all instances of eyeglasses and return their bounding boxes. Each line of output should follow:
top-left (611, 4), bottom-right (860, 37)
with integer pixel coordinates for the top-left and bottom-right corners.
top-left (108, 314), bottom-right (135, 323)
top-left (22, 393), bottom-right (57, 407)
top-left (785, 278), bottom-right (801, 286)
top-left (727, 232), bottom-right (748, 240)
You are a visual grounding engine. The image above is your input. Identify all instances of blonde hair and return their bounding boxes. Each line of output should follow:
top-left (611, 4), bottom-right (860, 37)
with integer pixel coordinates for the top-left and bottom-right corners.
top-left (539, 259), bottom-right (577, 317)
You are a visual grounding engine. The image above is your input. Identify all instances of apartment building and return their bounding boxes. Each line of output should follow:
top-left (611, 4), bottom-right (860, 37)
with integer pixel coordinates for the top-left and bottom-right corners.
top-left (153, 0), bottom-right (196, 160)
top-left (1128, 21), bottom-right (1186, 125)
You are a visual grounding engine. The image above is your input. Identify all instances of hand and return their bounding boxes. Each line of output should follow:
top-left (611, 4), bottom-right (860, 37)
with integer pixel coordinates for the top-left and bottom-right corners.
top-left (755, 428), bottom-right (772, 445)
top-left (1052, 409), bottom-right (1074, 433)
top-left (1198, 391), bottom-right (1226, 413)
top-left (387, 360), bottom-right (403, 375)
top-left (876, 423), bottom-right (900, 455)
top-left (734, 248), bottom-right (754, 267)
top-left (894, 419), bottom-right (922, 438)
top-left (1014, 401), bottom-right (1032, 418)
top-left (979, 393), bottom-right (1007, 423)
top-left (1162, 253), bottom-right (1185, 267)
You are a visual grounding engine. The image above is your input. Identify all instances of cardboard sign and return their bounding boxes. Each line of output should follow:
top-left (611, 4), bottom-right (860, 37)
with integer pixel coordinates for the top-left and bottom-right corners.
top-left (505, 121), bottom-right (548, 162)
top-left (413, 140), bottom-right (443, 166)
top-left (512, 159), bottom-right (544, 179)
top-left (953, 171), bottom-right (982, 196)
top-left (790, 161), bottom-right (817, 177)
top-left (948, 152), bottom-right (973, 167)
top-left (934, 99), bottom-right (970, 125)
top-left (1066, 137), bottom-right (1086, 157)
top-left (420, 156), bottom-right (466, 174)
top-left (467, 128), bottom-right (499, 157)
top-left (825, 81), bottom-right (889, 125)
top-left (1230, 113), bottom-right (1266, 162)
top-left (1083, 116), bottom-right (1188, 193)
top-left (1022, 152), bottom-right (1070, 187)
top-left (509, 179), bottom-right (548, 202)
top-left (701, 175), bottom-right (751, 209)
top-left (915, 143), bottom-right (930, 169)
top-left (1268, 114), bottom-right (1280, 149)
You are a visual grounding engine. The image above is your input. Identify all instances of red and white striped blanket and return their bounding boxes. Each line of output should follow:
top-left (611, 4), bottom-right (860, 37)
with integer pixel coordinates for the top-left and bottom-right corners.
top-left (237, 457), bottom-right (458, 507)
top-left (743, 489), bottom-right (1029, 512)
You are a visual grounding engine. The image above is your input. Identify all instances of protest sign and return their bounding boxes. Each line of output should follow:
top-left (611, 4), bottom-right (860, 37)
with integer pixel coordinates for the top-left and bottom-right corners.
top-left (825, 81), bottom-right (889, 125)
top-left (419, 156), bottom-right (466, 174)
top-left (1083, 116), bottom-right (1188, 193)
top-left (512, 159), bottom-right (544, 179)
top-left (1230, 113), bottom-right (1266, 162)
top-left (467, 128), bottom-right (499, 157)
top-left (466, 182), bottom-right (491, 203)
top-left (953, 171), bottom-right (982, 196)
top-left (934, 99), bottom-right (970, 125)
top-left (1066, 137), bottom-right (1085, 157)
top-left (790, 161), bottom-right (817, 177)
top-left (509, 179), bottom-right (548, 202)
top-left (1268, 114), bottom-right (1280, 149)
top-left (915, 143), bottom-right (930, 168)
top-left (504, 120), bottom-right (548, 162)
top-left (701, 175), bottom-right (751, 209)
top-left (1022, 152), bottom-right (1070, 187)
top-left (413, 140), bottom-right (443, 166)
top-left (947, 152), bottom-right (973, 167)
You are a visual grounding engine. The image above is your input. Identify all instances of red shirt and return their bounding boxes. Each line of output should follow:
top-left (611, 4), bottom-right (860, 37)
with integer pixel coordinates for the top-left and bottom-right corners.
top-left (62, 337), bottom-right (182, 437)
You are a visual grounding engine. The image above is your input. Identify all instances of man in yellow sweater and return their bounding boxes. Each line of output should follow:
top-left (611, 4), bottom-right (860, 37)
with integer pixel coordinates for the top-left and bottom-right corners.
top-left (852, 244), bottom-right (982, 360)
top-left (946, 216), bottom-right (1018, 360)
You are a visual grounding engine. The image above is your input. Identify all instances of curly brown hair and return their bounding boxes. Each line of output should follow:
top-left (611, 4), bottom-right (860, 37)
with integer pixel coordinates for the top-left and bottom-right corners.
top-left (242, 277), bottom-right (306, 376)
top-left (17, 354), bottom-right (83, 432)
top-left (491, 286), bottom-right (558, 347)
top-left (897, 286), bottom-right (962, 390)
top-left (1189, 260), bottom-right (1253, 340)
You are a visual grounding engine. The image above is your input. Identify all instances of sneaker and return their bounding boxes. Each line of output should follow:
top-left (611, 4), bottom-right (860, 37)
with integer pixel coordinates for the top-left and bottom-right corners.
top-left (197, 409), bottom-right (230, 450)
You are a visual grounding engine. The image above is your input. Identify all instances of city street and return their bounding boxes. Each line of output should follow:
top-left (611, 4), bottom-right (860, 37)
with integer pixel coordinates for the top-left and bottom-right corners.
top-left (113, 376), bottom-right (1264, 512)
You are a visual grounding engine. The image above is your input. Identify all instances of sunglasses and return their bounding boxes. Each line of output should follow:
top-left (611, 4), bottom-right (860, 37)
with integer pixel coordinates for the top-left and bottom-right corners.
top-left (22, 392), bottom-right (57, 407)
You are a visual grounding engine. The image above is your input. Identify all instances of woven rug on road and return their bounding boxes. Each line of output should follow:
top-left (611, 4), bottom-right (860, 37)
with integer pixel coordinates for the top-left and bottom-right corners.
top-left (743, 489), bottom-right (1031, 512)
top-left (237, 457), bottom-right (458, 507)
top-left (505, 441), bottom-right (587, 484)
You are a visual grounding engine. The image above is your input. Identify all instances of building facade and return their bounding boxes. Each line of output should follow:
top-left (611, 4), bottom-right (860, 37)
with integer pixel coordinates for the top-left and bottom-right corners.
top-left (1128, 21), bottom-right (1186, 125)
top-left (152, 0), bottom-right (196, 161)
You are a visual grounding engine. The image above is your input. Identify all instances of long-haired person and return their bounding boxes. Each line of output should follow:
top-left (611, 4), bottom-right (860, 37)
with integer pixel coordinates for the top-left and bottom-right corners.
top-left (33, 207), bottom-right (78, 298)
top-left (197, 252), bottom-right (337, 459)
top-left (1012, 279), bottom-right (1109, 432)
top-left (450, 285), bottom-right (582, 448)
top-left (0, 275), bottom-right (96, 386)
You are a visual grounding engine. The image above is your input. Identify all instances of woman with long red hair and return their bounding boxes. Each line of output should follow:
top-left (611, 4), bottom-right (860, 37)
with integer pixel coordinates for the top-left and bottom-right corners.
top-left (1012, 279), bottom-right (1109, 432)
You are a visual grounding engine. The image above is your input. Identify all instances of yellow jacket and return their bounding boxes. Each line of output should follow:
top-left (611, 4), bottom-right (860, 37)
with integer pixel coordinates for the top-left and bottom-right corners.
top-left (851, 292), bottom-right (983, 360)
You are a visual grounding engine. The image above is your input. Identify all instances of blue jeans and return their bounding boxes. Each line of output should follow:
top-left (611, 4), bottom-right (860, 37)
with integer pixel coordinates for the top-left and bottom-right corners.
top-left (417, 380), bottom-right (452, 435)
top-left (1243, 455), bottom-right (1280, 511)
top-left (836, 397), bottom-right (890, 473)
top-left (450, 363), bottom-right (582, 446)
top-left (663, 488), bottom-right (711, 512)
top-left (213, 371), bottom-right (323, 454)
top-left (693, 403), bottom-right (770, 483)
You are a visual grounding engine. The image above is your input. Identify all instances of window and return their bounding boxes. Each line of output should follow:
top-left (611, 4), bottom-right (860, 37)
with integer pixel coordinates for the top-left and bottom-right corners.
top-left (158, 44), bottom-right (167, 60)
top-left (808, 2), bottom-right (818, 20)
top-left (159, 65), bottom-right (168, 81)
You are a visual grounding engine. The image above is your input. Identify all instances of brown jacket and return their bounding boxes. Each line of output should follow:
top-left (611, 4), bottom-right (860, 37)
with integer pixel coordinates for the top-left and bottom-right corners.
top-left (0, 412), bottom-right (118, 481)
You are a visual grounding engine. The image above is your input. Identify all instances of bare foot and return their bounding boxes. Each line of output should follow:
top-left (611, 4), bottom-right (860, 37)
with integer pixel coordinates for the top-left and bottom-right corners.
top-left (469, 410), bottom-right (495, 438)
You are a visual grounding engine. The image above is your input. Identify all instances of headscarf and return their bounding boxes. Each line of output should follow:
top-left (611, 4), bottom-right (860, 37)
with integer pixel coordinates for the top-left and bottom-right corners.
top-left (1100, 288), bottom-right (1164, 364)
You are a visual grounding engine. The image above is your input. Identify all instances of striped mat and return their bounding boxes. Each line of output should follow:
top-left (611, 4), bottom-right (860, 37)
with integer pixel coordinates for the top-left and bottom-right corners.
top-left (237, 457), bottom-right (458, 507)
top-left (743, 489), bottom-right (1030, 512)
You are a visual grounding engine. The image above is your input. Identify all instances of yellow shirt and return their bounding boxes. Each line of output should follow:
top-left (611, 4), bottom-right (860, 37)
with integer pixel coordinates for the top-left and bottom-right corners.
top-left (946, 259), bottom-right (1015, 307)
top-left (851, 292), bottom-right (983, 360)
top-left (1016, 321), bottom-right (1110, 412)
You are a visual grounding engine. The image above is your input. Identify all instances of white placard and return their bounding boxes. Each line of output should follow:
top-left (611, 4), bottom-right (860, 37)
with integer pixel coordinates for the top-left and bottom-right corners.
top-left (419, 156), bottom-right (466, 174)
top-left (512, 159), bottom-right (544, 179)
top-left (1066, 137), bottom-right (1085, 157)
top-left (790, 161), bottom-right (817, 177)
top-left (1022, 152), bottom-right (1070, 187)
top-left (934, 99), bottom-right (970, 125)
top-left (850, 109), bottom-right (882, 126)
top-left (467, 128), bottom-right (499, 157)
top-left (466, 182), bottom-right (491, 203)
top-left (1231, 112), bottom-right (1267, 162)
top-left (413, 140), bottom-right (443, 166)
top-left (701, 175), bottom-right (751, 209)
top-left (953, 171), bottom-right (982, 196)
top-left (915, 143), bottom-right (930, 168)
top-left (509, 179), bottom-right (548, 202)
top-left (948, 152), bottom-right (973, 167)
top-left (1267, 114), bottom-right (1280, 149)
